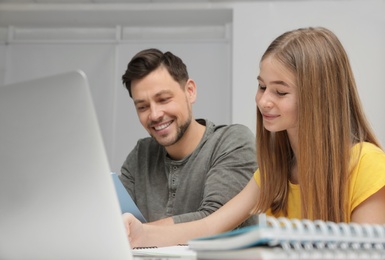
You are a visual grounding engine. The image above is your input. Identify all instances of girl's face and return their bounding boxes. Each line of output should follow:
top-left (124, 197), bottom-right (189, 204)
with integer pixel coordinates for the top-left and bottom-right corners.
top-left (256, 56), bottom-right (298, 135)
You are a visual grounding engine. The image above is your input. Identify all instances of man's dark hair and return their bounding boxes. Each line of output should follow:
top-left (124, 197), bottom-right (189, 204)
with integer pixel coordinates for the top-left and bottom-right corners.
top-left (122, 48), bottom-right (189, 97)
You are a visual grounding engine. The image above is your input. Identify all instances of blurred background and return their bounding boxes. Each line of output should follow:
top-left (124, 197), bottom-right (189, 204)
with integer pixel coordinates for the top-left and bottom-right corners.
top-left (1, 0), bottom-right (384, 173)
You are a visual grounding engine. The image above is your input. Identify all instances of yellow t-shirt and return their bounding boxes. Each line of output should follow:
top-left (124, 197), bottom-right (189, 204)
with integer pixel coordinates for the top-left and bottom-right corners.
top-left (254, 142), bottom-right (385, 221)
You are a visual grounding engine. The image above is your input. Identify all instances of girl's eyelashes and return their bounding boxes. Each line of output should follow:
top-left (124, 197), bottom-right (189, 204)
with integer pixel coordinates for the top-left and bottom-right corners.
top-left (276, 91), bottom-right (288, 96)
top-left (258, 83), bottom-right (289, 96)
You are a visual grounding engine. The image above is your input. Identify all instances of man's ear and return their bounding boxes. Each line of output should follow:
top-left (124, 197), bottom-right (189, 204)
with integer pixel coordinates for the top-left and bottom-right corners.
top-left (185, 79), bottom-right (197, 104)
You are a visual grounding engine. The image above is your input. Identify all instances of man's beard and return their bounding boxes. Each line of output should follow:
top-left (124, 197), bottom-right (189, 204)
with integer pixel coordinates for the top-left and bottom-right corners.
top-left (153, 114), bottom-right (192, 147)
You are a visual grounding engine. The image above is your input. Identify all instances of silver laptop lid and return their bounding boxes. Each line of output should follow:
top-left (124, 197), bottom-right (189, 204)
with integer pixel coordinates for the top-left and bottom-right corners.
top-left (0, 71), bottom-right (132, 259)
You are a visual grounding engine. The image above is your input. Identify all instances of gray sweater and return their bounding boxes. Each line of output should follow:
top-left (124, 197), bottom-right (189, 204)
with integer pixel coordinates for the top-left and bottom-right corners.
top-left (120, 119), bottom-right (258, 226)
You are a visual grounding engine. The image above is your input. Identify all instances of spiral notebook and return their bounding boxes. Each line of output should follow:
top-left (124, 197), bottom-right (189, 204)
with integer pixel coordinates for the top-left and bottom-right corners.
top-left (188, 216), bottom-right (385, 259)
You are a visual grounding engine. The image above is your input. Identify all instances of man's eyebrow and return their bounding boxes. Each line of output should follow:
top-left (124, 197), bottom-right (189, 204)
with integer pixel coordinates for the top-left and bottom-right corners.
top-left (133, 99), bottom-right (145, 105)
top-left (133, 90), bottom-right (173, 105)
top-left (154, 90), bottom-right (173, 97)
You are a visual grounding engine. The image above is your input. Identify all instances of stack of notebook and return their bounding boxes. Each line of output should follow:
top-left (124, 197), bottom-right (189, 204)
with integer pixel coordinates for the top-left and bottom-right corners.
top-left (188, 216), bottom-right (385, 259)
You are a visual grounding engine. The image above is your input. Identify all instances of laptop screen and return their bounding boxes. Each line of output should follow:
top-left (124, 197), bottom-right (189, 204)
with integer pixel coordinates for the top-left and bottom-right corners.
top-left (0, 71), bottom-right (132, 259)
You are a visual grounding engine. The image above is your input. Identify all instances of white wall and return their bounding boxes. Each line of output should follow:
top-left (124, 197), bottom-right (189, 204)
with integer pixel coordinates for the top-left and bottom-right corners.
top-left (0, 44), bottom-right (5, 85)
top-left (1, 0), bottom-right (384, 172)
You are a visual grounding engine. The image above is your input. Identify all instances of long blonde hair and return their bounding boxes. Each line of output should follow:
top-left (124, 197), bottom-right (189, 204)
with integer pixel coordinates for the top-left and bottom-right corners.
top-left (255, 27), bottom-right (382, 222)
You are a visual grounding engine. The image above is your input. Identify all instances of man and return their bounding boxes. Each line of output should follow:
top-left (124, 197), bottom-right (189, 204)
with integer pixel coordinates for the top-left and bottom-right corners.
top-left (120, 48), bottom-right (257, 226)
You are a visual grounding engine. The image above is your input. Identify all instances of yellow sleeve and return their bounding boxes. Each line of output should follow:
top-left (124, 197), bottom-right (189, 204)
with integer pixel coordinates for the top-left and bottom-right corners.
top-left (349, 143), bottom-right (385, 213)
top-left (253, 168), bottom-right (261, 186)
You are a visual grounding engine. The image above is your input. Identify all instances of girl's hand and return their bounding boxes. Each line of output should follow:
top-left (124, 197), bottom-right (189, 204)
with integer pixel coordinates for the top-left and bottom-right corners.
top-left (122, 213), bottom-right (146, 247)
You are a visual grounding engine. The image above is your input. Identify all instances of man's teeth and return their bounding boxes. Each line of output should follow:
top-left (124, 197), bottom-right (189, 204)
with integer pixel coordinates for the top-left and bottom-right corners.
top-left (155, 122), bottom-right (171, 131)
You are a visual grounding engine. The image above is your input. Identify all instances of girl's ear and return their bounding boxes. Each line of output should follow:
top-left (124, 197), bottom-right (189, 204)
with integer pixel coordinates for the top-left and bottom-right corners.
top-left (185, 79), bottom-right (197, 104)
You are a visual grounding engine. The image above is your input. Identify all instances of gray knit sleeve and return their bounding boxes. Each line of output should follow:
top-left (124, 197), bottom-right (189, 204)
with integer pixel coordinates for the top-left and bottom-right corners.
top-left (172, 124), bottom-right (259, 227)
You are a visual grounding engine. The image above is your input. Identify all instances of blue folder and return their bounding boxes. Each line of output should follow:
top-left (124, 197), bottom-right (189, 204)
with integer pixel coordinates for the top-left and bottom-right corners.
top-left (110, 172), bottom-right (147, 223)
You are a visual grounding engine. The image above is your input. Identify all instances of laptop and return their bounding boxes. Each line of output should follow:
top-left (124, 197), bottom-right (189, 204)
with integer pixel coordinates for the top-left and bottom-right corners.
top-left (0, 70), bottom-right (196, 260)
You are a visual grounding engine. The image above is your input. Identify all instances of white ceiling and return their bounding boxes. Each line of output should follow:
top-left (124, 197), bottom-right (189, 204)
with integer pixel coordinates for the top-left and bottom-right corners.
top-left (0, 0), bottom-right (317, 28)
top-left (0, 0), bottom-right (245, 2)
top-left (0, 1), bottom-right (240, 28)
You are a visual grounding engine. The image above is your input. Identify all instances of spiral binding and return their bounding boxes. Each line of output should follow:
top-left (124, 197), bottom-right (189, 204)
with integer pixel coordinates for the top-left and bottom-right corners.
top-left (264, 217), bottom-right (385, 259)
